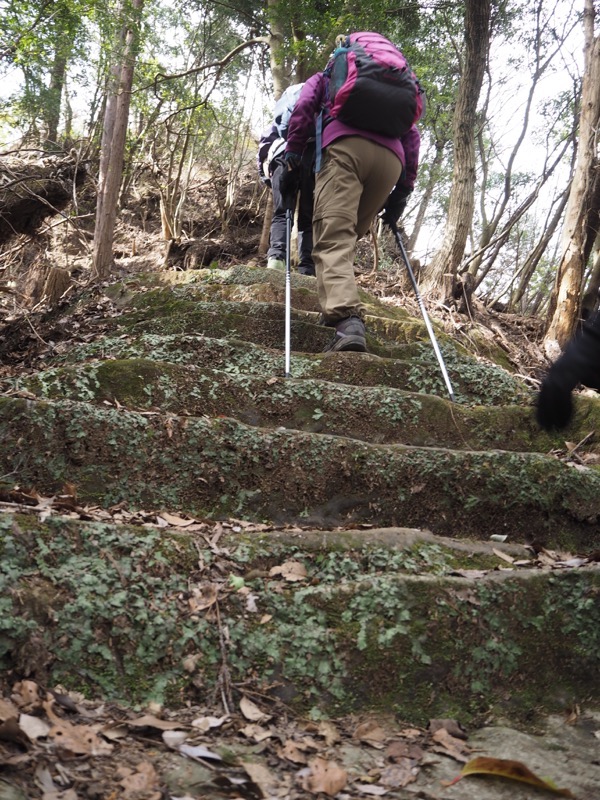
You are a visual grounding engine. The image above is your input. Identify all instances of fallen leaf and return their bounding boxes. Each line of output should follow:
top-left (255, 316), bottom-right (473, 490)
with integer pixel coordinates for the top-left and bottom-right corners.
top-left (427, 718), bottom-right (467, 740)
top-left (162, 729), bottom-right (189, 747)
top-left (127, 714), bottom-right (184, 731)
top-left (380, 760), bottom-right (419, 788)
top-left (188, 582), bottom-right (219, 612)
top-left (240, 724), bottom-right (274, 742)
top-left (241, 761), bottom-right (279, 797)
top-left (269, 560), bottom-right (307, 581)
top-left (354, 784), bottom-right (388, 795)
top-left (317, 719), bottom-right (341, 746)
top-left (386, 740), bottom-right (424, 762)
top-left (492, 547), bottom-right (515, 564)
top-left (278, 739), bottom-right (308, 763)
top-left (157, 511), bottom-right (196, 527)
top-left (239, 696), bottom-right (272, 723)
top-left (430, 728), bottom-right (470, 762)
top-left (191, 714), bottom-right (228, 733)
top-left (117, 762), bottom-right (161, 799)
top-left (178, 743), bottom-right (223, 762)
top-left (444, 756), bottom-right (576, 797)
top-left (19, 713), bottom-right (51, 740)
top-left (353, 720), bottom-right (388, 748)
top-left (300, 757), bottom-right (347, 796)
top-left (0, 698), bottom-right (19, 721)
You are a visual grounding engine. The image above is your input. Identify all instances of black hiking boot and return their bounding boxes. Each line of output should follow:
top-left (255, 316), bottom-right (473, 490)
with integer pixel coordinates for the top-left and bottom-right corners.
top-left (324, 316), bottom-right (367, 353)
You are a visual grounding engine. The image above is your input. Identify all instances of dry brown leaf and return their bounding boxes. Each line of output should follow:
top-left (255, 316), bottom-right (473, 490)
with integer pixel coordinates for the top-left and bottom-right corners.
top-left (492, 547), bottom-right (515, 564)
top-left (386, 739), bottom-right (424, 762)
top-left (188, 582), bottom-right (219, 611)
top-left (157, 511), bottom-right (196, 527)
top-left (241, 761), bottom-right (280, 798)
top-left (300, 757), bottom-right (347, 796)
top-left (317, 719), bottom-right (341, 746)
top-left (269, 560), bottom-right (308, 581)
top-left (278, 739), bottom-right (308, 764)
top-left (19, 713), bottom-right (51, 740)
top-left (239, 696), bottom-right (272, 723)
top-left (117, 762), bottom-right (161, 800)
top-left (430, 728), bottom-right (470, 762)
top-left (0, 698), bottom-right (19, 722)
top-left (12, 680), bottom-right (42, 710)
top-left (380, 759), bottom-right (419, 788)
top-left (127, 714), bottom-right (184, 731)
top-left (354, 784), bottom-right (387, 795)
top-left (444, 756), bottom-right (576, 797)
top-left (240, 724), bottom-right (274, 742)
top-left (190, 714), bottom-right (228, 733)
top-left (353, 720), bottom-right (388, 747)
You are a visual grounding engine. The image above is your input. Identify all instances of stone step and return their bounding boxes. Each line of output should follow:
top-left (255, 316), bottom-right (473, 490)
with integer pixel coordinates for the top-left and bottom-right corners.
top-left (1, 511), bottom-right (597, 722)
top-left (1, 396), bottom-right (599, 548)
top-left (8, 358), bottom-right (567, 452)
top-left (50, 333), bottom-right (530, 406)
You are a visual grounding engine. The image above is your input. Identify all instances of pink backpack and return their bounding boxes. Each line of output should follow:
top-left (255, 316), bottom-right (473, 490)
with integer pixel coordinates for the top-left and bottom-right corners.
top-left (324, 32), bottom-right (424, 137)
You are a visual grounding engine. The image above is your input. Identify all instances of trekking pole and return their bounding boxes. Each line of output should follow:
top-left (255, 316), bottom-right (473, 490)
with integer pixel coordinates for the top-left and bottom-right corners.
top-left (284, 207), bottom-right (292, 378)
top-left (389, 220), bottom-right (455, 402)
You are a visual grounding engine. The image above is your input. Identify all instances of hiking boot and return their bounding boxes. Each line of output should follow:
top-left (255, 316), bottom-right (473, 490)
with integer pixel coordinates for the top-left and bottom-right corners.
top-left (267, 257), bottom-right (286, 271)
top-left (324, 316), bottom-right (367, 353)
top-left (298, 265), bottom-right (316, 276)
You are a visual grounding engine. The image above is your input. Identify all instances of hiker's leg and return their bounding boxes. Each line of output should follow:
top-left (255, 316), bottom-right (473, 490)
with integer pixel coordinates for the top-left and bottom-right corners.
top-left (313, 137), bottom-right (393, 322)
top-left (297, 146), bottom-right (316, 275)
top-left (355, 141), bottom-right (402, 238)
top-left (267, 156), bottom-right (288, 263)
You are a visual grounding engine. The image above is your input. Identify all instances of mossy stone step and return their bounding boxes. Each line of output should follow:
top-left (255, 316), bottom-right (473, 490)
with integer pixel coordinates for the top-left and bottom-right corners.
top-left (1, 511), bottom-right (598, 723)
top-left (8, 357), bottom-right (570, 452)
top-left (48, 333), bottom-right (530, 406)
top-left (1, 396), bottom-right (599, 548)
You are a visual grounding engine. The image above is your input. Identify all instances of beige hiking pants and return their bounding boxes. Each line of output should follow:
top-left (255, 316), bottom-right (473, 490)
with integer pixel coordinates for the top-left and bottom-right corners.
top-left (312, 136), bottom-right (402, 323)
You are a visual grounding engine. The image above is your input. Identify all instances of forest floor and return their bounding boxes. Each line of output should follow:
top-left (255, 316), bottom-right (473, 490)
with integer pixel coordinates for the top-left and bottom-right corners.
top-left (1, 169), bottom-right (599, 800)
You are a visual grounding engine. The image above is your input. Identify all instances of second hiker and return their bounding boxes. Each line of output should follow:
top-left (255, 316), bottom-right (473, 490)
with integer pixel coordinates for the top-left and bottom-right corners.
top-left (284, 32), bottom-right (423, 352)
top-left (257, 83), bottom-right (316, 276)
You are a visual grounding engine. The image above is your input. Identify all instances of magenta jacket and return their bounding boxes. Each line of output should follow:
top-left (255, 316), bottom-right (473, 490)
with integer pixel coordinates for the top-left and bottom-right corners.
top-left (286, 71), bottom-right (420, 191)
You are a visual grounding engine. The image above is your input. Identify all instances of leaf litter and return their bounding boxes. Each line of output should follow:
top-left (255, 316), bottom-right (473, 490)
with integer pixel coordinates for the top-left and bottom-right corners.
top-left (1, 681), bottom-right (586, 799)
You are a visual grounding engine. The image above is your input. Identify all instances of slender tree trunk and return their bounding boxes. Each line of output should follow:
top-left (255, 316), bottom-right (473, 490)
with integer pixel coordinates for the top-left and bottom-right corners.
top-left (510, 187), bottom-right (571, 309)
top-left (420, 0), bottom-right (491, 298)
top-left (44, 51), bottom-right (70, 150)
top-left (92, 0), bottom-right (145, 281)
top-left (407, 137), bottom-right (447, 252)
top-left (545, 0), bottom-right (600, 349)
top-left (267, 0), bottom-right (287, 100)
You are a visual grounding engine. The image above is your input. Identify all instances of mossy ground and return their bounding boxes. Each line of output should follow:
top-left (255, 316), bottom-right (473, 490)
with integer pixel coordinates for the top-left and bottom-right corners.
top-left (1, 263), bottom-right (599, 722)
top-left (1, 512), bottom-right (598, 723)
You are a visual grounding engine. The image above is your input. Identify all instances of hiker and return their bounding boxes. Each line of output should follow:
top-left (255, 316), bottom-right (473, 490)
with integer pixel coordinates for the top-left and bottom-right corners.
top-left (536, 310), bottom-right (600, 430)
top-left (283, 32), bottom-right (423, 352)
top-left (257, 83), bottom-right (316, 276)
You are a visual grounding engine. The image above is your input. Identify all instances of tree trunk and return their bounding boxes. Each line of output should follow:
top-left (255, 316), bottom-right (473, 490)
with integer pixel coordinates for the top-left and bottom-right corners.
top-left (267, 0), bottom-right (287, 100)
top-left (544, 0), bottom-right (600, 349)
top-left (420, 0), bottom-right (491, 298)
top-left (43, 50), bottom-right (70, 150)
top-left (92, 0), bottom-right (145, 281)
top-left (407, 137), bottom-right (447, 253)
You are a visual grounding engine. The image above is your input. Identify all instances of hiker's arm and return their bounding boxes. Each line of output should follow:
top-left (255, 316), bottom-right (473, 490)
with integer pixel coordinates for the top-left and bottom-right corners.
top-left (285, 73), bottom-right (323, 158)
top-left (257, 124), bottom-right (278, 183)
top-left (398, 124), bottom-right (420, 191)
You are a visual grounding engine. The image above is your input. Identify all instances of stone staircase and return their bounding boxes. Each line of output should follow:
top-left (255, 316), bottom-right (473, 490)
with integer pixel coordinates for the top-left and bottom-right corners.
top-left (0, 265), bottom-right (598, 725)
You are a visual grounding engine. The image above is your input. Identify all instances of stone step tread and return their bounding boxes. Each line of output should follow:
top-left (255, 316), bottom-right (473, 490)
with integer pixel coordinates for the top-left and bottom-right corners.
top-left (2, 396), bottom-right (599, 548)
top-left (1, 510), bottom-right (597, 723)
top-left (4, 358), bottom-right (570, 453)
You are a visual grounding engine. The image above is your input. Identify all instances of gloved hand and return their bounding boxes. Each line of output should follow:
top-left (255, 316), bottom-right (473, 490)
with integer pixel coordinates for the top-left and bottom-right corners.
top-left (382, 186), bottom-right (412, 228)
top-left (536, 313), bottom-right (600, 430)
top-left (280, 152), bottom-right (301, 205)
